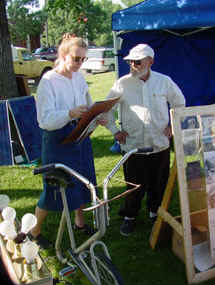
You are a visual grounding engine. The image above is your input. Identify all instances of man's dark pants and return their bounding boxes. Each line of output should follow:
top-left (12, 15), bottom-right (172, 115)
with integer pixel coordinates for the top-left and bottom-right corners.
top-left (119, 148), bottom-right (170, 218)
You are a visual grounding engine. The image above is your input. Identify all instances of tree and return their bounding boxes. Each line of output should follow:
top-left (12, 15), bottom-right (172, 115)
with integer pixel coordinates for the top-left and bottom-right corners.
top-left (39, 0), bottom-right (143, 47)
top-left (7, 0), bottom-right (47, 45)
top-left (0, 0), bottom-right (18, 100)
top-left (93, 0), bottom-right (143, 46)
top-left (94, 0), bottom-right (122, 46)
top-left (123, 0), bottom-right (143, 7)
top-left (44, 0), bottom-right (108, 46)
top-left (0, 0), bottom-right (39, 99)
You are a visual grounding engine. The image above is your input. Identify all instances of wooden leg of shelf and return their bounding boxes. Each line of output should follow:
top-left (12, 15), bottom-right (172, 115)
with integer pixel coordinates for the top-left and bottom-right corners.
top-left (149, 157), bottom-right (177, 249)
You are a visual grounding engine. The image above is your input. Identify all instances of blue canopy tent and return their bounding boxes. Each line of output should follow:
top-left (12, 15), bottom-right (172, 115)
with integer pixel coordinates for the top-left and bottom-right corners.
top-left (112, 0), bottom-right (215, 106)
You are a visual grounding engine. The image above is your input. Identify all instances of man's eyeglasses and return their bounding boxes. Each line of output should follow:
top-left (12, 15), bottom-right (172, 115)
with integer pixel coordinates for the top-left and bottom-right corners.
top-left (126, 60), bottom-right (142, 66)
top-left (71, 56), bottom-right (87, 63)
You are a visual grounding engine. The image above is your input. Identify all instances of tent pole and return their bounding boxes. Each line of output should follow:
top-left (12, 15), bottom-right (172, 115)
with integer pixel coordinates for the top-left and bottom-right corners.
top-left (113, 31), bottom-right (119, 79)
top-left (112, 31), bottom-right (122, 132)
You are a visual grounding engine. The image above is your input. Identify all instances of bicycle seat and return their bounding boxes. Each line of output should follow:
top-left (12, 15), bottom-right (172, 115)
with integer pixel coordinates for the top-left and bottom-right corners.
top-left (45, 170), bottom-right (74, 188)
top-left (34, 164), bottom-right (74, 188)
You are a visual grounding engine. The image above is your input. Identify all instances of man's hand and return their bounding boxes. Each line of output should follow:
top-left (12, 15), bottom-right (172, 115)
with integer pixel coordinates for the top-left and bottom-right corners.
top-left (96, 114), bottom-right (108, 126)
top-left (163, 126), bottom-right (172, 139)
top-left (114, 131), bottom-right (128, 144)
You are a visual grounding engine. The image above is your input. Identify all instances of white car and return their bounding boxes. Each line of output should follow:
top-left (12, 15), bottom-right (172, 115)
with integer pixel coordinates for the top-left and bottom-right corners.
top-left (81, 47), bottom-right (115, 73)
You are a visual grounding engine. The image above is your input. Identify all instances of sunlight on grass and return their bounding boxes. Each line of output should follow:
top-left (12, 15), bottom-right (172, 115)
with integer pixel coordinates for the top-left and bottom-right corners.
top-left (85, 71), bottom-right (116, 101)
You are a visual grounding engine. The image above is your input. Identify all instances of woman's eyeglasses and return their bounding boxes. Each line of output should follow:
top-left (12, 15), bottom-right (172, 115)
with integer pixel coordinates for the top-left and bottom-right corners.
top-left (126, 60), bottom-right (142, 66)
top-left (71, 56), bottom-right (87, 63)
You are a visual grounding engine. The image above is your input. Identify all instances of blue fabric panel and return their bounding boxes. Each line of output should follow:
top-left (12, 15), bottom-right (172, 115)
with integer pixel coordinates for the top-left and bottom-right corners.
top-left (0, 101), bottom-right (13, 165)
top-left (112, 0), bottom-right (215, 31)
top-left (117, 29), bottom-right (215, 106)
top-left (8, 96), bottom-right (42, 162)
top-left (38, 124), bottom-right (96, 211)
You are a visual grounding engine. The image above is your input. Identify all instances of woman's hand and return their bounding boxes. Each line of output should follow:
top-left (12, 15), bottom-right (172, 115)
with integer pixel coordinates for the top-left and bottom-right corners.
top-left (69, 105), bottom-right (88, 119)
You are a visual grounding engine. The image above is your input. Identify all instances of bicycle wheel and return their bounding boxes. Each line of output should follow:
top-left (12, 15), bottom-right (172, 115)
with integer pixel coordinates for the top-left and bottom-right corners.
top-left (93, 253), bottom-right (124, 285)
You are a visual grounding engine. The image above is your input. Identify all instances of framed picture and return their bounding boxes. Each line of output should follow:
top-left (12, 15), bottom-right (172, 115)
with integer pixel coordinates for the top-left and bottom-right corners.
top-left (171, 104), bottom-right (215, 283)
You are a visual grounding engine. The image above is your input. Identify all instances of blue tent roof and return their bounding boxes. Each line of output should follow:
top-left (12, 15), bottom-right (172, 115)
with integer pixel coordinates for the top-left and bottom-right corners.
top-left (112, 0), bottom-right (215, 31)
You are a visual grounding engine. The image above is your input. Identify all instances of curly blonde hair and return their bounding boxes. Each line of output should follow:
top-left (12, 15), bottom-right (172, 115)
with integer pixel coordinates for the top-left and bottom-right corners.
top-left (55, 34), bottom-right (87, 67)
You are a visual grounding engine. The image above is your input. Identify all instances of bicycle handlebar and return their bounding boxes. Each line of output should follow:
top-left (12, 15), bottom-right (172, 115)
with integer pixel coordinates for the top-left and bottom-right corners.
top-left (102, 147), bottom-right (153, 212)
top-left (34, 163), bottom-right (93, 186)
top-left (104, 147), bottom-right (153, 182)
top-left (33, 163), bottom-right (56, 175)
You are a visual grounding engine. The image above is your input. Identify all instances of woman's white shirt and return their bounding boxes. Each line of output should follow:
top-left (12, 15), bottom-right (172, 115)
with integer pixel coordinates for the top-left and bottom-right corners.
top-left (36, 70), bottom-right (92, 131)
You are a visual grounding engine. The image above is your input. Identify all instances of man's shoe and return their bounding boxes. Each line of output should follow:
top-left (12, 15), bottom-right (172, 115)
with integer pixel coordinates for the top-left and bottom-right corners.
top-left (120, 219), bottom-right (135, 236)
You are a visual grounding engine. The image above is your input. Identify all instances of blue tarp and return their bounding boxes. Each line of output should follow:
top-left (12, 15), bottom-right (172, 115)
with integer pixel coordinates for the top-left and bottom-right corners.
top-left (8, 96), bottom-right (42, 163)
top-left (112, 0), bottom-right (215, 106)
top-left (0, 101), bottom-right (13, 165)
top-left (0, 96), bottom-right (42, 166)
top-left (112, 0), bottom-right (215, 31)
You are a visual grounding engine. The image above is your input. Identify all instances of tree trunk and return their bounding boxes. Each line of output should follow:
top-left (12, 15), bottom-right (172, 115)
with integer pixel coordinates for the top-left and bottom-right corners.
top-left (0, 0), bottom-right (18, 100)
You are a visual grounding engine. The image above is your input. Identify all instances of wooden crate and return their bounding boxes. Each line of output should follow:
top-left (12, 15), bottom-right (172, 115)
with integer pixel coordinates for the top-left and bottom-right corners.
top-left (172, 209), bottom-right (209, 263)
top-left (16, 75), bottom-right (30, 97)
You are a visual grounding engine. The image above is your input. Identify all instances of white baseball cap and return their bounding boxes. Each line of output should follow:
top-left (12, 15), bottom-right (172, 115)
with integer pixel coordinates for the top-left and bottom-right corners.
top-left (123, 44), bottom-right (154, 61)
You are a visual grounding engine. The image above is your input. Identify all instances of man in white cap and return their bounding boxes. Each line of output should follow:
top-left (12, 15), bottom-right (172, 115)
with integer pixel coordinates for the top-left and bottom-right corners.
top-left (105, 43), bottom-right (185, 236)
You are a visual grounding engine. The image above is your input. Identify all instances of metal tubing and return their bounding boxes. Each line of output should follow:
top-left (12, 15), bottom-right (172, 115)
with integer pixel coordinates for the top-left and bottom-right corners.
top-left (55, 209), bottom-right (68, 264)
top-left (74, 205), bottom-right (106, 255)
top-left (60, 186), bottom-right (76, 251)
top-left (55, 163), bottom-right (97, 207)
top-left (103, 148), bottom-right (138, 222)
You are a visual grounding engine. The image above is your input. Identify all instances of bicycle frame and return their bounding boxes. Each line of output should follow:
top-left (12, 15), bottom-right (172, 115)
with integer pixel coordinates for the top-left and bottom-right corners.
top-left (33, 147), bottom-right (153, 285)
top-left (50, 164), bottom-right (106, 260)
top-left (103, 148), bottom-right (139, 226)
top-left (50, 164), bottom-right (115, 285)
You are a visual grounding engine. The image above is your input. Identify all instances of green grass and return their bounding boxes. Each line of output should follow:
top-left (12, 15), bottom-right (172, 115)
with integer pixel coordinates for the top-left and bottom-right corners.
top-left (0, 72), bottom-right (214, 285)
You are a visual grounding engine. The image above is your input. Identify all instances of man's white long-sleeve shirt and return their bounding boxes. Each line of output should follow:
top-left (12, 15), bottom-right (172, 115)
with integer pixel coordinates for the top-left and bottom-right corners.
top-left (105, 70), bottom-right (185, 152)
top-left (36, 70), bottom-right (92, 131)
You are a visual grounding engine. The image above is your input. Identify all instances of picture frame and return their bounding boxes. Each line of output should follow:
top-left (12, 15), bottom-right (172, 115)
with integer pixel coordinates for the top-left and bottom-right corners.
top-left (170, 104), bottom-right (215, 283)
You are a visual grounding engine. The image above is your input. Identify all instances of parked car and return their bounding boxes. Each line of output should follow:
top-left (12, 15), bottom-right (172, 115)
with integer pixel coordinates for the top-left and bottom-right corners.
top-left (33, 47), bottom-right (57, 61)
top-left (81, 47), bottom-right (115, 73)
top-left (12, 46), bottom-right (54, 82)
